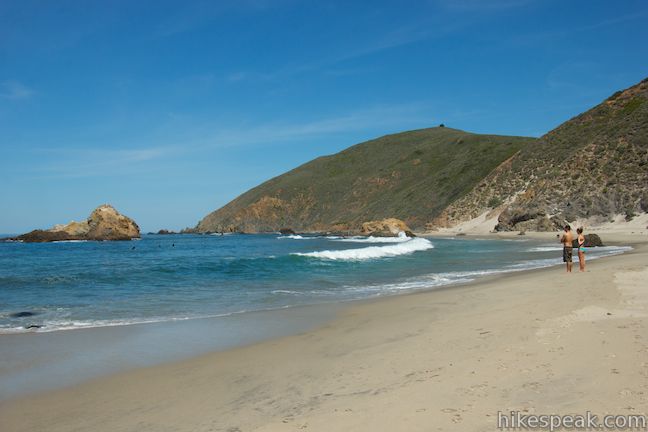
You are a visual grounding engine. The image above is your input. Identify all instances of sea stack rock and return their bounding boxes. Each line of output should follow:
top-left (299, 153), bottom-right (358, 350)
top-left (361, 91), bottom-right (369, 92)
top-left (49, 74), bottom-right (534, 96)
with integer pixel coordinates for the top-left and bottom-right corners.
top-left (12, 205), bottom-right (140, 242)
top-left (360, 218), bottom-right (415, 237)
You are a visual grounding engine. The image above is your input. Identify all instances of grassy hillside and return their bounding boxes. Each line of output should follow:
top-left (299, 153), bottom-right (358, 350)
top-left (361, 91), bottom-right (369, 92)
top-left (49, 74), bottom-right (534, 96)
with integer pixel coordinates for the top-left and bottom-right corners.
top-left (197, 127), bottom-right (536, 233)
top-left (435, 77), bottom-right (648, 231)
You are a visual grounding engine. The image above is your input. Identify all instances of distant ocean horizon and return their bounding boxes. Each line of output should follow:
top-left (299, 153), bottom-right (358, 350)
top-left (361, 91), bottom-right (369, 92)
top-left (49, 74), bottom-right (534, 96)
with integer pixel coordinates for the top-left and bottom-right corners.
top-left (0, 233), bottom-right (631, 334)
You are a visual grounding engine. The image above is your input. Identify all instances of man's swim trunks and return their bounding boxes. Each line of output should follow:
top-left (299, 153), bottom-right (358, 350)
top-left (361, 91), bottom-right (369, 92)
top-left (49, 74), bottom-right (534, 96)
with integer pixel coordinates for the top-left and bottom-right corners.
top-left (563, 246), bottom-right (573, 262)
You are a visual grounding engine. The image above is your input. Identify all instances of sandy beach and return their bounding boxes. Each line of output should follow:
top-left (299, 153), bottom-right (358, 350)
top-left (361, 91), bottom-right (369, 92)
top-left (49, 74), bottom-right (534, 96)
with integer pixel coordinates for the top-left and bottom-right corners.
top-left (1, 235), bottom-right (647, 432)
top-left (3, 2), bottom-right (646, 431)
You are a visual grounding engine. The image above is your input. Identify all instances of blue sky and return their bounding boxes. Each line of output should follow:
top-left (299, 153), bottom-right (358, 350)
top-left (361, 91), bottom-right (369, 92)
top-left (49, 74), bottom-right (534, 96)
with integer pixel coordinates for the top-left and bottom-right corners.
top-left (1, 0), bottom-right (647, 233)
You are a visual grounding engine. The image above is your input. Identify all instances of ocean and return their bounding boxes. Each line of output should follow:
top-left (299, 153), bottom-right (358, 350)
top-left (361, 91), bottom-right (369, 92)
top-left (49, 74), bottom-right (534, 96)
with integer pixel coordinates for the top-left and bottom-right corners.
top-left (0, 233), bottom-right (631, 334)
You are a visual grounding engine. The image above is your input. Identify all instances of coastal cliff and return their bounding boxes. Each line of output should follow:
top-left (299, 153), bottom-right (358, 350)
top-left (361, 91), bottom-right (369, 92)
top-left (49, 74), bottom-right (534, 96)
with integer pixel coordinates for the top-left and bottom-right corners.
top-left (10, 205), bottom-right (140, 242)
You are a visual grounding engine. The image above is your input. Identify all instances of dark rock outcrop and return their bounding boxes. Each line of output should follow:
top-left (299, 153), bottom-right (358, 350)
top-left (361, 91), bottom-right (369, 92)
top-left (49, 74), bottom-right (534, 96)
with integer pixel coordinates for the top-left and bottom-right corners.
top-left (14, 230), bottom-right (75, 242)
top-left (494, 207), bottom-right (565, 232)
top-left (9, 311), bottom-right (37, 318)
top-left (279, 228), bottom-right (296, 235)
top-left (572, 233), bottom-right (604, 248)
top-left (156, 229), bottom-right (176, 235)
top-left (10, 205), bottom-right (140, 242)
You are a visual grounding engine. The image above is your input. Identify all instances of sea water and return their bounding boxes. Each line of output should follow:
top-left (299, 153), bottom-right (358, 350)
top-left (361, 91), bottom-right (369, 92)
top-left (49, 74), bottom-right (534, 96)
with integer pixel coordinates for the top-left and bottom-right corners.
top-left (0, 233), bottom-right (630, 333)
top-left (0, 233), bottom-right (631, 398)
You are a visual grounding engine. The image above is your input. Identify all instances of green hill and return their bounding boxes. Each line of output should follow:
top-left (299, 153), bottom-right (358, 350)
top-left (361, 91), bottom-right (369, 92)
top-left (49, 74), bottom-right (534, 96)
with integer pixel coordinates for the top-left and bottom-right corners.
top-left (196, 128), bottom-right (535, 233)
top-left (435, 77), bottom-right (648, 231)
top-left (197, 78), bottom-right (648, 234)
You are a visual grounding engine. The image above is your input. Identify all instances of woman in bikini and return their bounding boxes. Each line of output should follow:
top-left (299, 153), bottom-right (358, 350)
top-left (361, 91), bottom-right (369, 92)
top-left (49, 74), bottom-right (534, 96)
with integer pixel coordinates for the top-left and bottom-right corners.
top-left (577, 227), bottom-right (586, 272)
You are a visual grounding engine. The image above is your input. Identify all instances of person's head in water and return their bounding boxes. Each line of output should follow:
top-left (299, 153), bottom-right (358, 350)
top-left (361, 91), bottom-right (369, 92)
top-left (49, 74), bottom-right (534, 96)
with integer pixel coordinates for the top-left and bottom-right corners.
top-left (577, 227), bottom-right (583, 235)
top-left (564, 225), bottom-right (571, 232)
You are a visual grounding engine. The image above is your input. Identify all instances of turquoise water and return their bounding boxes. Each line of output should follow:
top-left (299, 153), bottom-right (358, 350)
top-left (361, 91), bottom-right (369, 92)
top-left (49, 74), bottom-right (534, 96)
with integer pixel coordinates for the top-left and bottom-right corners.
top-left (0, 233), bottom-right (630, 333)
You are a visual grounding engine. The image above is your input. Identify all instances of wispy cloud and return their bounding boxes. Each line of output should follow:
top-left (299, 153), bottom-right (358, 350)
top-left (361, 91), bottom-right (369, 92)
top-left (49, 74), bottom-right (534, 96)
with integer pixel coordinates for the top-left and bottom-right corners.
top-left (34, 146), bottom-right (170, 162)
top-left (226, 19), bottom-right (462, 84)
top-left (546, 61), bottom-right (597, 91)
top-left (0, 80), bottom-right (34, 100)
top-left (14, 102), bottom-right (437, 179)
top-left (20, 146), bottom-right (174, 179)
top-left (576, 9), bottom-right (648, 32)
top-left (434, 0), bottom-right (536, 11)
top-left (196, 102), bottom-right (437, 148)
top-left (152, 0), bottom-right (295, 38)
top-left (505, 9), bottom-right (648, 48)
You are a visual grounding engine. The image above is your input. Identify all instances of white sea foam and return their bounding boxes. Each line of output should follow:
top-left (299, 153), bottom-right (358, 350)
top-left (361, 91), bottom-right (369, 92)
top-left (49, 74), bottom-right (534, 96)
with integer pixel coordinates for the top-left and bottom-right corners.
top-left (510, 245), bottom-right (631, 269)
top-left (0, 311), bottom-right (252, 334)
top-left (293, 237), bottom-right (433, 260)
top-left (277, 235), bottom-right (306, 240)
top-left (528, 245), bottom-right (563, 252)
top-left (0, 317), bottom-right (175, 334)
top-left (337, 269), bottom-right (506, 296)
top-left (335, 231), bottom-right (412, 243)
top-left (528, 245), bottom-right (632, 253)
top-left (338, 245), bottom-right (633, 295)
top-left (271, 289), bottom-right (303, 295)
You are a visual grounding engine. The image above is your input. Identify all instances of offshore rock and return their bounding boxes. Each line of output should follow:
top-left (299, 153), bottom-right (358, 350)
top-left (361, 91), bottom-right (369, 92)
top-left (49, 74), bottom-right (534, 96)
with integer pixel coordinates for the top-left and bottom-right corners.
top-left (12, 205), bottom-right (140, 242)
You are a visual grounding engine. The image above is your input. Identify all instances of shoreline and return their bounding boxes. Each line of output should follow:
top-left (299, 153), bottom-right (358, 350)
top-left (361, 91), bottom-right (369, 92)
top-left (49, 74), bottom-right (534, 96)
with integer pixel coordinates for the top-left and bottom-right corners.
top-left (1, 237), bottom-right (647, 431)
top-left (1, 230), bottom-right (635, 337)
top-left (0, 236), bottom-right (639, 399)
top-left (0, 301), bottom-right (345, 400)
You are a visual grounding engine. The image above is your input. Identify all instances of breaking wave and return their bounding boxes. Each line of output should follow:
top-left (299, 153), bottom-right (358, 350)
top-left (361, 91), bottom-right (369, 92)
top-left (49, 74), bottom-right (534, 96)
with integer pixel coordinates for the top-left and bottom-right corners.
top-left (292, 237), bottom-right (433, 260)
top-left (334, 231), bottom-right (412, 243)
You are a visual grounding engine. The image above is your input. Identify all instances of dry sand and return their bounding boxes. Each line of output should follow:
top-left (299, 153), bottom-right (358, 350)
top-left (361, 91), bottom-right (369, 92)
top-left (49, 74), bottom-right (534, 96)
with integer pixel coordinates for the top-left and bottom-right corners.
top-left (1, 239), bottom-right (647, 432)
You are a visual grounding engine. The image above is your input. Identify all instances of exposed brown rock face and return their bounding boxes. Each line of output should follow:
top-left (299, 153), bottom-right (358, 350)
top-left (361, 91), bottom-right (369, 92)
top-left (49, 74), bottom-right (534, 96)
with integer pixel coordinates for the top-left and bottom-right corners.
top-left (197, 194), bottom-right (319, 234)
top-left (360, 218), bottom-right (415, 237)
top-left (11, 205), bottom-right (140, 242)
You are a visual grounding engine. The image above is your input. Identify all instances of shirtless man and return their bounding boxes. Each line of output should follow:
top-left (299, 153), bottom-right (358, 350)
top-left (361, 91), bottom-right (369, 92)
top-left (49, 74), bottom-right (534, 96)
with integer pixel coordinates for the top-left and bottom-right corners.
top-left (560, 224), bottom-right (574, 273)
